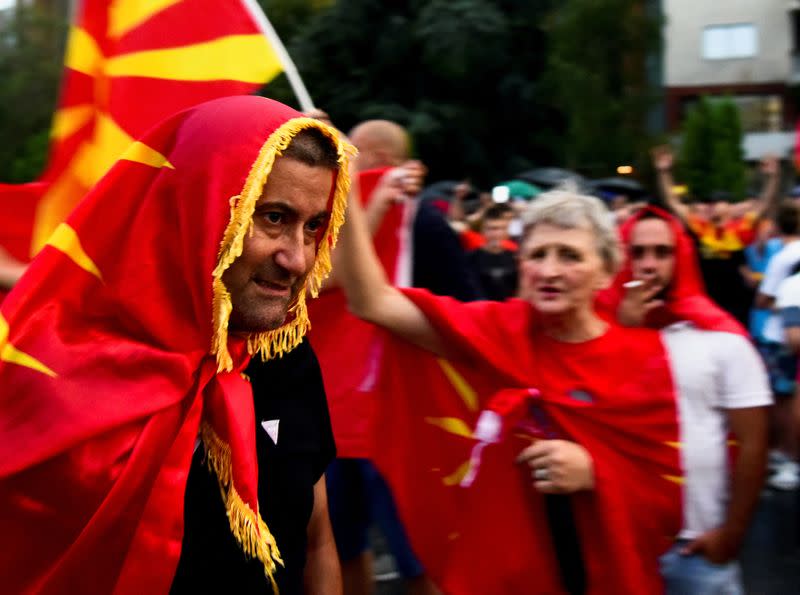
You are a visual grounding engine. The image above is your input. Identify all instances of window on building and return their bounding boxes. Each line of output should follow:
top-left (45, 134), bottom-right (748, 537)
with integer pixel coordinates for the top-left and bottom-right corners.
top-left (702, 24), bottom-right (758, 60)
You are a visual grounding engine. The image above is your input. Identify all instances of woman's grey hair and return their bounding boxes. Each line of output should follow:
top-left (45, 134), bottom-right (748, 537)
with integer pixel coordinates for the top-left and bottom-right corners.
top-left (520, 182), bottom-right (622, 274)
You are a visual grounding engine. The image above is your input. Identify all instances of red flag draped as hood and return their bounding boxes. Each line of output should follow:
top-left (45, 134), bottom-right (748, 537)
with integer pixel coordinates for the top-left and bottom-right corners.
top-left (0, 95), bottom-right (353, 594)
top-left (598, 205), bottom-right (747, 336)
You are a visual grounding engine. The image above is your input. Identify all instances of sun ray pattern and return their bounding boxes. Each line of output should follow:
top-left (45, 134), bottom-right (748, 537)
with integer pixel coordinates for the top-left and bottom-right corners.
top-left (105, 35), bottom-right (280, 83)
top-left (424, 416), bottom-right (474, 439)
top-left (428, 360), bottom-right (686, 491)
top-left (46, 223), bottom-right (103, 281)
top-left (662, 474), bottom-right (685, 485)
top-left (437, 358), bottom-right (479, 412)
top-left (51, 105), bottom-right (94, 141)
top-left (31, 0), bottom-right (286, 255)
top-left (109, 0), bottom-right (181, 39)
top-left (0, 315), bottom-right (57, 377)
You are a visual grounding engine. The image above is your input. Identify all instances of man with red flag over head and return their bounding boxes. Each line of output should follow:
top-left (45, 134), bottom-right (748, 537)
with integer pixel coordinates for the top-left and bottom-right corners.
top-left (602, 206), bottom-right (771, 594)
top-left (0, 96), bottom-right (353, 594)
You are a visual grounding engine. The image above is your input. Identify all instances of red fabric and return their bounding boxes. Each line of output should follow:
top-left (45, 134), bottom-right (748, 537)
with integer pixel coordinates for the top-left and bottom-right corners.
top-left (0, 96), bottom-right (344, 593)
top-left (308, 167), bottom-right (407, 457)
top-left (0, 183), bottom-right (44, 302)
top-left (371, 290), bottom-right (682, 594)
top-left (460, 228), bottom-right (518, 252)
top-left (597, 205), bottom-right (747, 336)
top-left (0, 0), bottom-right (280, 261)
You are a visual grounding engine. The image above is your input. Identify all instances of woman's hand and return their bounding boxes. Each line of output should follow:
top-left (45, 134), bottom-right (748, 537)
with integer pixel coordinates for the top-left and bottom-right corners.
top-left (516, 439), bottom-right (595, 494)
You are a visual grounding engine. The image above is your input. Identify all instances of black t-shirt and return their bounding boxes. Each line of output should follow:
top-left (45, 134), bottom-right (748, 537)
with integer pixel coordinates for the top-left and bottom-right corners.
top-left (684, 221), bottom-right (751, 326)
top-left (698, 248), bottom-right (750, 325)
top-left (412, 201), bottom-right (484, 301)
top-left (467, 248), bottom-right (518, 301)
top-left (171, 339), bottom-right (336, 595)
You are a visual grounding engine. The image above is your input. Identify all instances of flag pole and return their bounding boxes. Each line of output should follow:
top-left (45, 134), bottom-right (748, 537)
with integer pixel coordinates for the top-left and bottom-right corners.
top-left (241, 0), bottom-right (315, 112)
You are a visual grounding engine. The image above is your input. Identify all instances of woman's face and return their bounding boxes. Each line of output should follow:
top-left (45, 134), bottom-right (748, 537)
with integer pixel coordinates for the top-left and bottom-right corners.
top-left (519, 223), bottom-right (611, 316)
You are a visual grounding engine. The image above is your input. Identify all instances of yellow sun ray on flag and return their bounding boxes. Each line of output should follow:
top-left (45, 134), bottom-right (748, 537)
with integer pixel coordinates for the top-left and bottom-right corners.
top-left (437, 358), bottom-right (479, 412)
top-left (46, 223), bottom-right (103, 281)
top-left (71, 112), bottom-right (139, 189)
top-left (24, 0), bottom-right (317, 259)
top-left (64, 26), bottom-right (104, 76)
top-left (662, 474), bottom-right (684, 485)
top-left (120, 141), bottom-right (175, 169)
top-left (442, 460), bottom-right (472, 487)
top-left (51, 105), bottom-right (95, 141)
top-left (425, 417), bottom-right (474, 439)
top-left (0, 315), bottom-right (57, 378)
top-left (105, 35), bottom-right (282, 83)
top-left (109, 0), bottom-right (181, 39)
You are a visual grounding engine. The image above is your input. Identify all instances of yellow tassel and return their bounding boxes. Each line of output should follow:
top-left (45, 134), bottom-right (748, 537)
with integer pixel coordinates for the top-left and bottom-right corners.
top-left (211, 117), bottom-right (355, 371)
top-left (201, 422), bottom-right (283, 590)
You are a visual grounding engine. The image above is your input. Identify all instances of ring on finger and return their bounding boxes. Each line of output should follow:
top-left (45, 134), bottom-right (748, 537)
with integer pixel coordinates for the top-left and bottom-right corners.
top-left (533, 467), bottom-right (550, 481)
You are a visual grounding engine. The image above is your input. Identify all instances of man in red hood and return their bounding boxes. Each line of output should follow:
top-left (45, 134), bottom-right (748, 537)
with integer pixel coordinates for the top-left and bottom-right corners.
top-left (607, 206), bottom-right (771, 595)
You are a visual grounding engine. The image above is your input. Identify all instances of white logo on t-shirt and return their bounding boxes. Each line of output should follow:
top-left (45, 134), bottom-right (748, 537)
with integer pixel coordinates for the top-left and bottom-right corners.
top-left (261, 419), bottom-right (280, 445)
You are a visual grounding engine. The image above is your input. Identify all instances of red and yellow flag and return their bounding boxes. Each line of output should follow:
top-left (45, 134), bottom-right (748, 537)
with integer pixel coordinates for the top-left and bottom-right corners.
top-left (3, 0), bottom-right (287, 257)
top-left (369, 290), bottom-right (683, 594)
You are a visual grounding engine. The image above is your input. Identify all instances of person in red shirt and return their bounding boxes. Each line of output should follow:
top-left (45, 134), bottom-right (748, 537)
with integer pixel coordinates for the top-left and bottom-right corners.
top-left (332, 178), bottom-right (682, 594)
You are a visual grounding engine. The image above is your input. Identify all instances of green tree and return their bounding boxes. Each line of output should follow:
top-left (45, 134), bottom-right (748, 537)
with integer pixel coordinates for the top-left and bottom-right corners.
top-left (680, 97), bottom-right (715, 201)
top-left (709, 98), bottom-right (746, 199)
top-left (679, 96), bottom-right (746, 200)
top-left (542, 0), bottom-right (662, 177)
top-left (272, 0), bottom-right (559, 187)
top-left (0, 3), bottom-right (68, 183)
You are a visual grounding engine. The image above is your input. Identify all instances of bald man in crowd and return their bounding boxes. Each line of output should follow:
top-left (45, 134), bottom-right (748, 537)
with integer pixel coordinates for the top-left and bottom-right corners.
top-left (349, 120), bottom-right (409, 169)
top-left (312, 118), bottom-right (479, 595)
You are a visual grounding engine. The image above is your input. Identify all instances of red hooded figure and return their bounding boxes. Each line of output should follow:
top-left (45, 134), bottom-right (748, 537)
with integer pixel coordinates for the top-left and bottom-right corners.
top-left (0, 96), bottom-right (353, 594)
top-left (598, 205), bottom-right (747, 336)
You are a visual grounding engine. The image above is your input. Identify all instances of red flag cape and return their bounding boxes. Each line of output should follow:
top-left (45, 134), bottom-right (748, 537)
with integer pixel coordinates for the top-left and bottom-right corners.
top-left (308, 167), bottom-right (409, 457)
top-left (0, 182), bottom-right (43, 302)
top-left (597, 205), bottom-right (747, 336)
top-left (371, 290), bottom-right (683, 594)
top-left (0, 96), bottom-right (353, 594)
top-left (0, 0), bottom-right (285, 261)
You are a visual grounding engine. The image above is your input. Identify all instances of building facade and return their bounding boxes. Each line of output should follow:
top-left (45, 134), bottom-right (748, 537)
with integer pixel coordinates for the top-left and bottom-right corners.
top-left (662, 0), bottom-right (796, 158)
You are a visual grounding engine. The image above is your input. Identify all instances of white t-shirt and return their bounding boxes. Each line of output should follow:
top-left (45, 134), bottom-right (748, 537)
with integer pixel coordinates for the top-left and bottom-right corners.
top-left (761, 240), bottom-right (800, 343)
top-left (660, 322), bottom-right (772, 539)
top-left (763, 273), bottom-right (800, 344)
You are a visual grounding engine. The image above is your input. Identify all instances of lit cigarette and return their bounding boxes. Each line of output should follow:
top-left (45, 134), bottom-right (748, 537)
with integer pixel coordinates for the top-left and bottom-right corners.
top-left (623, 280), bottom-right (644, 289)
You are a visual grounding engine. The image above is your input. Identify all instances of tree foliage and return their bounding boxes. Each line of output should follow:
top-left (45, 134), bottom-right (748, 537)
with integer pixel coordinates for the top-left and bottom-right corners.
top-left (2, 0), bottom-right (664, 189)
top-left (266, 0), bottom-right (662, 186)
top-left (264, 0), bottom-right (571, 186)
top-left (0, 4), bottom-right (68, 182)
top-left (542, 0), bottom-right (662, 177)
top-left (680, 96), bottom-right (746, 200)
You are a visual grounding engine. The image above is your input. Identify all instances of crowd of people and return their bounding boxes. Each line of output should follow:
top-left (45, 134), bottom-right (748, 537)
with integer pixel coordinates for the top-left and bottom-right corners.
top-left (0, 96), bottom-right (797, 594)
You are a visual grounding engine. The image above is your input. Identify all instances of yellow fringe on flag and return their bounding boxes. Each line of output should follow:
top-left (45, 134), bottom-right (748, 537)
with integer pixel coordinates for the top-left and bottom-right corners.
top-left (211, 117), bottom-right (355, 372)
top-left (200, 422), bottom-right (283, 591)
